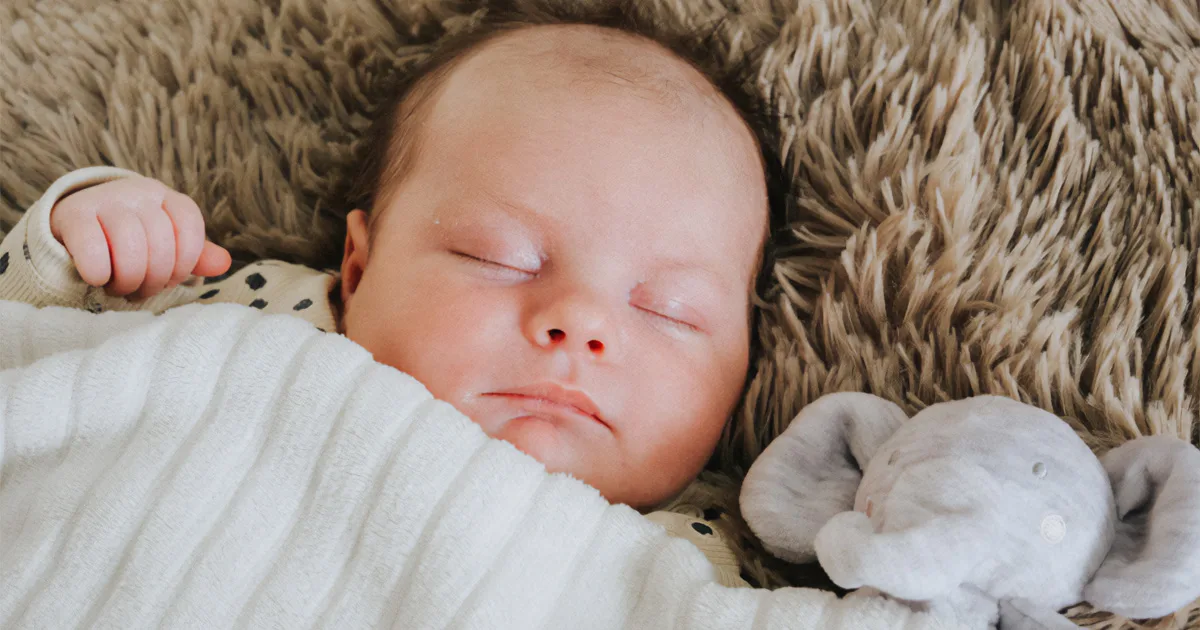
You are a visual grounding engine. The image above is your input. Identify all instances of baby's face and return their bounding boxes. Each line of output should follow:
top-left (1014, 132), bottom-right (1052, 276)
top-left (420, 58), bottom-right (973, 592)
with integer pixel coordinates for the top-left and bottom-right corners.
top-left (340, 26), bottom-right (767, 507)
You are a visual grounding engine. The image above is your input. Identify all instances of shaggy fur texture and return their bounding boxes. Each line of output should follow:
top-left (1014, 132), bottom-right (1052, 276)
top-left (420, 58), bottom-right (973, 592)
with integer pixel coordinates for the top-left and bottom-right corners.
top-left (4, 0), bottom-right (1200, 626)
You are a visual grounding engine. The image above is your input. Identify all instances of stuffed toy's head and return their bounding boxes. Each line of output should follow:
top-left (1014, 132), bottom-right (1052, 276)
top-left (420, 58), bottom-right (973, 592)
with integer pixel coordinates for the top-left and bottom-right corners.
top-left (740, 394), bottom-right (1200, 628)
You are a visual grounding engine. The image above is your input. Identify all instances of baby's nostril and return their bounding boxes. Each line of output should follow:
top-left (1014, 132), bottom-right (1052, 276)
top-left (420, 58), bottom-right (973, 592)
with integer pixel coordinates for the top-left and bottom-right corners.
top-left (587, 339), bottom-right (604, 353)
top-left (548, 329), bottom-right (565, 343)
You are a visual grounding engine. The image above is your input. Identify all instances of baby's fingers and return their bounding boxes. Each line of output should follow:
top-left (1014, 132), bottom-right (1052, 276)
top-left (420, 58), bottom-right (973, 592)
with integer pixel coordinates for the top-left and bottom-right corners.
top-left (161, 191), bottom-right (207, 285)
top-left (97, 213), bottom-right (148, 297)
top-left (133, 206), bottom-right (177, 300)
top-left (161, 190), bottom-right (231, 281)
top-left (59, 217), bottom-right (112, 287)
top-left (193, 241), bottom-right (232, 278)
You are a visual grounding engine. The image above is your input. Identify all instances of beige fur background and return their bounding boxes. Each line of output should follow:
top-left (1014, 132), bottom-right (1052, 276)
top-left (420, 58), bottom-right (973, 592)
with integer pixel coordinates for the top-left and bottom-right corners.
top-left (4, 0), bottom-right (1200, 626)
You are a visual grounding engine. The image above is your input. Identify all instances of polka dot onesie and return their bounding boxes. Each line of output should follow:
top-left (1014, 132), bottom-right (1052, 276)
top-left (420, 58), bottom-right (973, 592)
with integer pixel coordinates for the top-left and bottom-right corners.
top-left (0, 167), bottom-right (338, 334)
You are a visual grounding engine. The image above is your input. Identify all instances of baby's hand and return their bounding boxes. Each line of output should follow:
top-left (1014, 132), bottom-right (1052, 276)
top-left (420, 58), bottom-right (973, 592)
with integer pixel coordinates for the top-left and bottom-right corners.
top-left (49, 177), bottom-right (232, 299)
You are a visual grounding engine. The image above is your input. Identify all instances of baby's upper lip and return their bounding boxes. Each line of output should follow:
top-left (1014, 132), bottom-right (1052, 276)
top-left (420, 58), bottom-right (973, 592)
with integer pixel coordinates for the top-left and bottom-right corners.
top-left (484, 383), bottom-right (610, 430)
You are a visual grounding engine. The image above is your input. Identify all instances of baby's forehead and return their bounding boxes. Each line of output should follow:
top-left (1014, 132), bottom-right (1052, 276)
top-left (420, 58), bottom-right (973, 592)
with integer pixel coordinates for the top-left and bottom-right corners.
top-left (371, 23), bottom-right (769, 282)
top-left (442, 24), bottom-right (725, 117)
top-left (412, 25), bottom-right (762, 186)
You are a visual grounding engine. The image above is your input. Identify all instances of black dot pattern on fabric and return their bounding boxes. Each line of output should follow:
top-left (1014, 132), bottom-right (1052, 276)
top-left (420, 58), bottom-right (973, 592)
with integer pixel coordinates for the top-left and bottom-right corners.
top-left (249, 298), bottom-right (267, 309)
top-left (22, 241), bottom-right (31, 261)
top-left (293, 298), bottom-right (313, 311)
top-left (690, 522), bottom-right (713, 536)
top-left (245, 273), bottom-right (266, 290)
top-left (200, 289), bottom-right (219, 300)
top-left (0, 251), bottom-right (8, 275)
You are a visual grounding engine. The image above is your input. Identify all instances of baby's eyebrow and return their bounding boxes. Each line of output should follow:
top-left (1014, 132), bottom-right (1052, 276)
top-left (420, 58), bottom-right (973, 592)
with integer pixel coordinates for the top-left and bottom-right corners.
top-left (648, 260), bottom-right (733, 295)
top-left (480, 191), bottom-right (543, 223)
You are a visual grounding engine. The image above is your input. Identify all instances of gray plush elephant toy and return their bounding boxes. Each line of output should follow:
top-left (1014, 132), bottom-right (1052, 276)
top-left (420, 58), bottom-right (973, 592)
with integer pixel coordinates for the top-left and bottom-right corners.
top-left (740, 394), bottom-right (1200, 629)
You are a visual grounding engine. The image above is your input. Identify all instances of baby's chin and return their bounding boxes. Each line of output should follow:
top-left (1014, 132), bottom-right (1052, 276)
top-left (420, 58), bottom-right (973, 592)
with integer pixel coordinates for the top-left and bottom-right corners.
top-left (466, 410), bottom-right (682, 507)
top-left (489, 415), bottom-right (587, 476)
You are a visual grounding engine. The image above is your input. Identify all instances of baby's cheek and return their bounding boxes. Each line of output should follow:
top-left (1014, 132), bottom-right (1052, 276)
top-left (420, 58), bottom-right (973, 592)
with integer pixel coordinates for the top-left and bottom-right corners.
top-left (344, 293), bottom-right (432, 377)
top-left (395, 291), bottom-right (519, 395)
top-left (627, 353), bottom-right (729, 471)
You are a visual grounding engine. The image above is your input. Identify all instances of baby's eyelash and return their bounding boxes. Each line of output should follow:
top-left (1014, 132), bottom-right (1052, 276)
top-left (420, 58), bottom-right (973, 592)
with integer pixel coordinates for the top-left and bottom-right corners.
top-left (635, 305), bottom-right (701, 333)
top-left (453, 251), bottom-right (536, 278)
top-left (453, 251), bottom-right (493, 266)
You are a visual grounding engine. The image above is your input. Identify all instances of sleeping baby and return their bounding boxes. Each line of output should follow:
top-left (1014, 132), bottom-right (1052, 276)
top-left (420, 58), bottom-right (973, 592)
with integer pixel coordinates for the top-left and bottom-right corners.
top-left (0, 19), bottom-right (769, 589)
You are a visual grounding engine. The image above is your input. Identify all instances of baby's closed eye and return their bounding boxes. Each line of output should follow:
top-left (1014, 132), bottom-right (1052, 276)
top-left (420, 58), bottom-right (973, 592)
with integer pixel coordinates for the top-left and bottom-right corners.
top-left (451, 250), bottom-right (538, 281)
top-left (439, 212), bottom-right (543, 274)
top-left (632, 297), bottom-right (704, 332)
top-left (629, 283), bottom-right (712, 333)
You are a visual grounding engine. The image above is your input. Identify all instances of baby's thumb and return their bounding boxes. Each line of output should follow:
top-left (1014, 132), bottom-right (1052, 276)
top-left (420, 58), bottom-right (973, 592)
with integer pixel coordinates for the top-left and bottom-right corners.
top-left (193, 241), bottom-right (232, 277)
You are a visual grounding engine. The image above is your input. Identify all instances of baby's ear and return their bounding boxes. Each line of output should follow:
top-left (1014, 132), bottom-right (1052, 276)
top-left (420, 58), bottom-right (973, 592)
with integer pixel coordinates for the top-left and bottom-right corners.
top-left (1082, 436), bottom-right (1200, 620)
top-left (340, 209), bottom-right (371, 304)
top-left (739, 392), bottom-right (907, 563)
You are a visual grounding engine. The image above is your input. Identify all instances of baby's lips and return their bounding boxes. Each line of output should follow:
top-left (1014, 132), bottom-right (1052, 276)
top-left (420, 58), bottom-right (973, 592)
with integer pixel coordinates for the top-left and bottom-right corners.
top-left (480, 384), bottom-right (613, 432)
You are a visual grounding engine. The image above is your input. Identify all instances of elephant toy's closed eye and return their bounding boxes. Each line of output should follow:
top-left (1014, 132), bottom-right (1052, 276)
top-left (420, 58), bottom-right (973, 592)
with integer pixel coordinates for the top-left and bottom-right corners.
top-left (741, 393), bottom-right (1200, 629)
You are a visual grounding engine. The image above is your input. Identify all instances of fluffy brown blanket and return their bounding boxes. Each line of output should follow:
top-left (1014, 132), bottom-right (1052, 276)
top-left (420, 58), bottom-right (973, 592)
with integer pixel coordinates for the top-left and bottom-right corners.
top-left (3, 0), bottom-right (1199, 627)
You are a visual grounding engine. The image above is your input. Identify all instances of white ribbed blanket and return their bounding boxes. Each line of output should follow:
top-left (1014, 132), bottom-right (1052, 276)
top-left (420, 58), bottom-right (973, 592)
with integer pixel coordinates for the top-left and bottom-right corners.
top-left (0, 300), bottom-right (959, 629)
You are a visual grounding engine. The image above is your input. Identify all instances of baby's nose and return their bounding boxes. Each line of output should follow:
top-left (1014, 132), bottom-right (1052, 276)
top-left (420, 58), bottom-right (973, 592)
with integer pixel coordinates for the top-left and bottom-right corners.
top-left (527, 290), bottom-right (616, 359)
top-left (544, 328), bottom-right (605, 355)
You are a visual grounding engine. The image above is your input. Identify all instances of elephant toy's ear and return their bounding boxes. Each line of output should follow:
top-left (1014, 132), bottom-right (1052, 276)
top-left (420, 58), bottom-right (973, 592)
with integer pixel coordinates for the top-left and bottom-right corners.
top-left (739, 392), bottom-right (907, 563)
top-left (1082, 436), bottom-right (1200, 620)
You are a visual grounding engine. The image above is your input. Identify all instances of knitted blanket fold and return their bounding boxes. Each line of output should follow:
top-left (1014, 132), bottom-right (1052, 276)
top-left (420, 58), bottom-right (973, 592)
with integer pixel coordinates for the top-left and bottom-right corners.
top-left (0, 300), bottom-right (955, 630)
